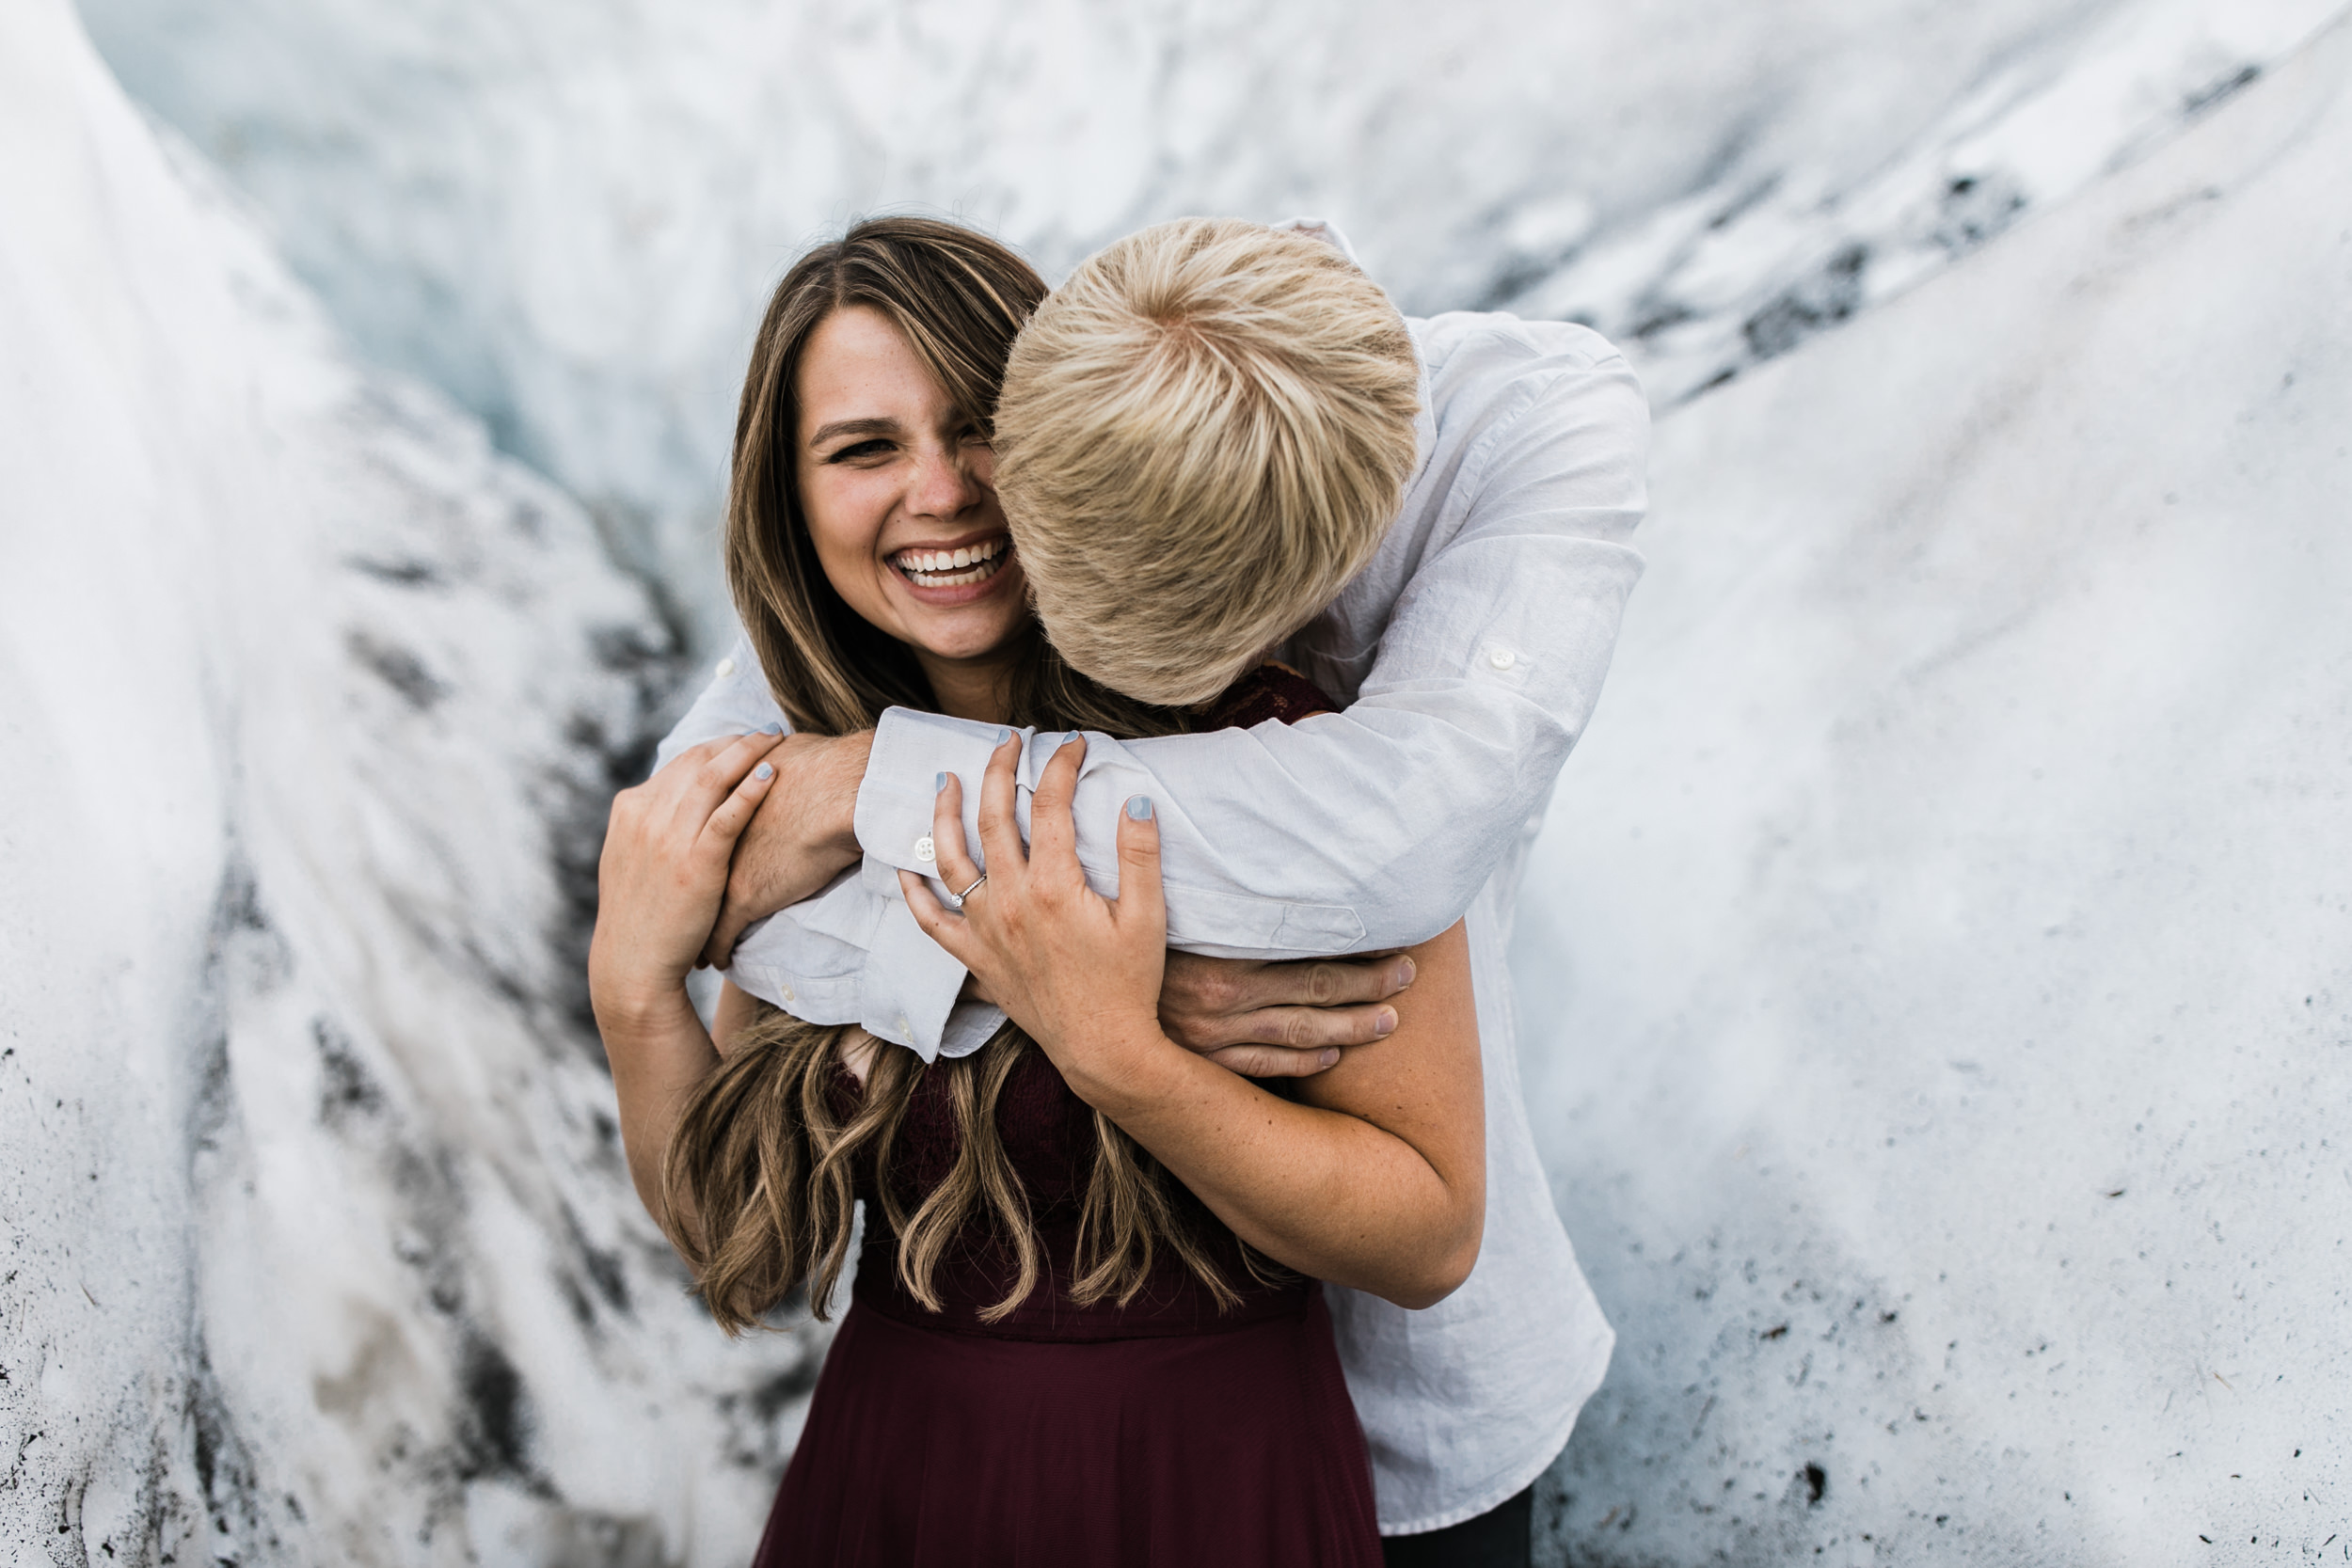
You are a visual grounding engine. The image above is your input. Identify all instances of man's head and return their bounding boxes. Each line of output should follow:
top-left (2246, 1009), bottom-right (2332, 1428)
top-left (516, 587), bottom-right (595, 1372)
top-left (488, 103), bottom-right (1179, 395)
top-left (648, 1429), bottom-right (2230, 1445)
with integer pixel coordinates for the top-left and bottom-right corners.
top-left (995, 218), bottom-right (1421, 706)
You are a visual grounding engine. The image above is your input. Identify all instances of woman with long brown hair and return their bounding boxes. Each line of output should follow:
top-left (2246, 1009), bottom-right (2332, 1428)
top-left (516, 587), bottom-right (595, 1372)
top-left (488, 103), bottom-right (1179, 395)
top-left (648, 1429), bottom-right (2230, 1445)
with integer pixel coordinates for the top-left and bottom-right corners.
top-left (588, 217), bottom-right (1484, 1565)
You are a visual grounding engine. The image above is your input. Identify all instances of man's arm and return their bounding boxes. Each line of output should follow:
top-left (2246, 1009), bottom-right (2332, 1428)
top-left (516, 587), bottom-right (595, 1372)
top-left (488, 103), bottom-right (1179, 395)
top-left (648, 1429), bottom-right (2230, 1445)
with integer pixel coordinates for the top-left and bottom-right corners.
top-left (857, 329), bottom-right (1648, 955)
top-left (670, 327), bottom-right (1645, 1059)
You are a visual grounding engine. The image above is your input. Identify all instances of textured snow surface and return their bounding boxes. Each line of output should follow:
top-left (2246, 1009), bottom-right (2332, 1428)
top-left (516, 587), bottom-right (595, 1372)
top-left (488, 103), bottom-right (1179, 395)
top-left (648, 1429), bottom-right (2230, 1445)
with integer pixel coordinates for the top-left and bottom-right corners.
top-left (0, 6), bottom-right (817, 1563)
top-left (75, 0), bottom-right (2344, 650)
top-left (8, 0), bottom-right (2350, 1562)
top-left (1517, 13), bottom-right (2352, 1563)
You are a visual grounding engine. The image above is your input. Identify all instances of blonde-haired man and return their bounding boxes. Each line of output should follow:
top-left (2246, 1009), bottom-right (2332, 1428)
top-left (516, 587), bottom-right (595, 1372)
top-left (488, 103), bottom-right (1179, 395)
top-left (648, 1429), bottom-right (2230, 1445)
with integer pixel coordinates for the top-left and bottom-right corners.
top-left (662, 216), bottom-right (1646, 1562)
top-left (997, 218), bottom-right (1422, 707)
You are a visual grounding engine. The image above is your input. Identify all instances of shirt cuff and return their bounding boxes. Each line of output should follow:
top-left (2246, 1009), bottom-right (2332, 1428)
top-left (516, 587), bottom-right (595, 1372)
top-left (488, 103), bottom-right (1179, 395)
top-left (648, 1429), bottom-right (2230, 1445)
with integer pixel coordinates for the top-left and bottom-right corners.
top-left (858, 707), bottom-right (1025, 874)
top-left (939, 998), bottom-right (1009, 1059)
top-left (860, 892), bottom-right (972, 1062)
top-left (720, 864), bottom-right (880, 1026)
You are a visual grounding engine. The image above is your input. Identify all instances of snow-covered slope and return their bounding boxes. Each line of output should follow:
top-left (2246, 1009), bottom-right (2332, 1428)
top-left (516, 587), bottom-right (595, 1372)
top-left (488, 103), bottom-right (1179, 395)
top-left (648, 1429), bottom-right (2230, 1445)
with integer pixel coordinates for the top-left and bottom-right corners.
top-left (75, 0), bottom-right (2342, 649)
top-left (14, 0), bottom-right (2349, 1562)
top-left (0, 4), bottom-right (814, 1562)
top-left (1518, 12), bottom-right (2352, 1563)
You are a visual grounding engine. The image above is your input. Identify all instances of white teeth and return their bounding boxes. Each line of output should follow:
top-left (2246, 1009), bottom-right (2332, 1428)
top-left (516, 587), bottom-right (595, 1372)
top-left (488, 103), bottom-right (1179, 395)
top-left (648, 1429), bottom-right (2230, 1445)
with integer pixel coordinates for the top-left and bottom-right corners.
top-left (897, 546), bottom-right (1008, 589)
top-left (893, 537), bottom-right (1007, 586)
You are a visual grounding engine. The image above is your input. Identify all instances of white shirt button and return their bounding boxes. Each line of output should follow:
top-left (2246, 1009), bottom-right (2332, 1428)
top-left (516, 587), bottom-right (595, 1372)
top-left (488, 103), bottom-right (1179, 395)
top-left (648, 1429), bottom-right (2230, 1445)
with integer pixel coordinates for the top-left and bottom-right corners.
top-left (914, 834), bottom-right (935, 863)
top-left (715, 657), bottom-right (737, 679)
top-left (1486, 646), bottom-right (1517, 671)
top-left (896, 1017), bottom-right (911, 1036)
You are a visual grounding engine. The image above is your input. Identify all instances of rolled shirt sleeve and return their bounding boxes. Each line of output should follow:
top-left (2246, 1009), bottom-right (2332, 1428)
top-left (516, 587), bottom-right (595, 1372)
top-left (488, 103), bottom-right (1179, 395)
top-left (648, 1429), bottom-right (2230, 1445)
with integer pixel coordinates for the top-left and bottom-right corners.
top-left (655, 634), bottom-right (781, 767)
top-left (703, 313), bottom-right (1649, 1060)
top-left (854, 317), bottom-right (1647, 952)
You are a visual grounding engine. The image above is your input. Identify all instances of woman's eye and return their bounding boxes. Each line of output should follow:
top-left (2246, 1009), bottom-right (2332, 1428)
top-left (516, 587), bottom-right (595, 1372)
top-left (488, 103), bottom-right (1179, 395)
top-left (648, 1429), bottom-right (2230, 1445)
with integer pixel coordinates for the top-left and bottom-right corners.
top-left (828, 438), bottom-right (894, 462)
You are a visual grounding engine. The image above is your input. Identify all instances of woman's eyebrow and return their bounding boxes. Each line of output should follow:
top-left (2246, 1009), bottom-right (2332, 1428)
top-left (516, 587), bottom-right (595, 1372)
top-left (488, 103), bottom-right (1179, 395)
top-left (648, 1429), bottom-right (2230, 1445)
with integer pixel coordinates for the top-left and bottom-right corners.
top-left (807, 416), bottom-right (899, 447)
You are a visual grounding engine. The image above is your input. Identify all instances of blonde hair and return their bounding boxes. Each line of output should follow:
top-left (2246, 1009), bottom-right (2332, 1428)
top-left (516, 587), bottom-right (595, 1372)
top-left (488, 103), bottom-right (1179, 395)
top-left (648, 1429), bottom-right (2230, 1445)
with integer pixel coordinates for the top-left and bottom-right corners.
top-left (996, 218), bottom-right (1422, 706)
top-left (672, 216), bottom-right (1251, 1334)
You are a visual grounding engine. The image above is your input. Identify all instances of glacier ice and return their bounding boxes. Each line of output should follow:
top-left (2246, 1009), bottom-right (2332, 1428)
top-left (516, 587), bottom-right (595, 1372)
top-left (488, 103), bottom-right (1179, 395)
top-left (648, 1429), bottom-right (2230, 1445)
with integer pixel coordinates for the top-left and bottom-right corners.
top-left (1, 4), bottom-right (817, 1562)
top-left (1518, 11), bottom-right (2352, 1562)
top-left (7, 0), bottom-right (2350, 1562)
top-left (78, 0), bottom-right (2335, 654)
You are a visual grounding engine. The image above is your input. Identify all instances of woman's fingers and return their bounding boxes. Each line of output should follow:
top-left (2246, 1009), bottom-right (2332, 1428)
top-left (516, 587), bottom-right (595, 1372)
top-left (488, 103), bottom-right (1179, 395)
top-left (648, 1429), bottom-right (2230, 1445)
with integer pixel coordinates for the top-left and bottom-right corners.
top-left (1113, 795), bottom-right (1168, 945)
top-left (669, 727), bottom-right (784, 822)
top-left (929, 770), bottom-right (980, 893)
top-left (973, 729), bottom-right (1026, 882)
top-left (699, 752), bottom-right (781, 848)
top-left (1025, 734), bottom-right (1086, 874)
top-left (900, 868), bottom-right (977, 966)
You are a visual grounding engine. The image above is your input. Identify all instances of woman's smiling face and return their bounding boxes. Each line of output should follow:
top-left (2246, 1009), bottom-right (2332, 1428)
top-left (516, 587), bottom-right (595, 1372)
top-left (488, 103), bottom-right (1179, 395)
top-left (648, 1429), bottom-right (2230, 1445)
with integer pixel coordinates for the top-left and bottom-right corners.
top-left (794, 305), bottom-right (1029, 705)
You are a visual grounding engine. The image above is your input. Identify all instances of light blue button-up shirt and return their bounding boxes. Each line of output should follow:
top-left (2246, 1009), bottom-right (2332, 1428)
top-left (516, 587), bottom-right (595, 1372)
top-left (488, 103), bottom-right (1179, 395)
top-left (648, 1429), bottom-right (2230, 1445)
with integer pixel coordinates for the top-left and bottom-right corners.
top-left (657, 300), bottom-right (1645, 1534)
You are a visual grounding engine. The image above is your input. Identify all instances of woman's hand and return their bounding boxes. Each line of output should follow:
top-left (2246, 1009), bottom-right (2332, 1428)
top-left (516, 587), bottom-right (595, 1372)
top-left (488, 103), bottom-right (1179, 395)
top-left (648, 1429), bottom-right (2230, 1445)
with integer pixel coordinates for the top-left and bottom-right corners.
top-left (589, 729), bottom-right (786, 1024)
top-left (900, 733), bottom-right (1169, 1099)
top-left (906, 733), bottom-right (1486, 1310)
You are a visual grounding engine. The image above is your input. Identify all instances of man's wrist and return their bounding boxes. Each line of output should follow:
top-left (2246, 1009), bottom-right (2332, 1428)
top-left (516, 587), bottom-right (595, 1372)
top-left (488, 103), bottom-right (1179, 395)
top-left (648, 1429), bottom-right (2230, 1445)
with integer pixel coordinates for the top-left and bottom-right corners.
top-left (813, 730), bottom-right (872, 856)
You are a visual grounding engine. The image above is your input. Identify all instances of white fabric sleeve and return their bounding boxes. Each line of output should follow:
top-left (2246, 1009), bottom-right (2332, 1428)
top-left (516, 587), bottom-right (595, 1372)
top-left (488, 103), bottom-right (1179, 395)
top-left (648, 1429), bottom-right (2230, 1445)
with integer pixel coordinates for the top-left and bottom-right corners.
top-left (654, 634), bottom-right (787, 768)
top-left (855, 347), bottom-right (1650, 956)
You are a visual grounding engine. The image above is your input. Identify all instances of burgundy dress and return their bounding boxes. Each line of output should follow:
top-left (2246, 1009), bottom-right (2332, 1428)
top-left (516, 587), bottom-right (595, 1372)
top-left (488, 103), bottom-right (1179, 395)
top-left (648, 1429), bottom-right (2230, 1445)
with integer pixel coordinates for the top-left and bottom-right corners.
top-left (751, 667), bottom-right (1380, 1568)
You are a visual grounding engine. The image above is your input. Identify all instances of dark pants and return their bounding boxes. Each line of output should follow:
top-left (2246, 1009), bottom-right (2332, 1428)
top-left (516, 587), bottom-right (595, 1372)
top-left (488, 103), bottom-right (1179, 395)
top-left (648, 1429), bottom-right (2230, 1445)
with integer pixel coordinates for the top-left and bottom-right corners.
top-left (1379, 1486), bottom-right (1532, 1568)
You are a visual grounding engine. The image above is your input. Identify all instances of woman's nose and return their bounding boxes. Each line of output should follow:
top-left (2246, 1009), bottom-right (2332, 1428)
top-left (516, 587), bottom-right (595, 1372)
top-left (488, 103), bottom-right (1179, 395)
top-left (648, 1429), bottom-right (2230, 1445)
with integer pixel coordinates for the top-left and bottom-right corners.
top-left (907, 445), bottom-right (980, 518)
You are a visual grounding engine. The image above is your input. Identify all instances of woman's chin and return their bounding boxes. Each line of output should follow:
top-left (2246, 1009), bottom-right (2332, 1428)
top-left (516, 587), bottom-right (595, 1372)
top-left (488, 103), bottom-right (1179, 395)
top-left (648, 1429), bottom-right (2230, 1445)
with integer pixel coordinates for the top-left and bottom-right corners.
top-left (886, 566), bottom-right (1029, 660)
top-left (884, 587), bottom-right (1025, 667)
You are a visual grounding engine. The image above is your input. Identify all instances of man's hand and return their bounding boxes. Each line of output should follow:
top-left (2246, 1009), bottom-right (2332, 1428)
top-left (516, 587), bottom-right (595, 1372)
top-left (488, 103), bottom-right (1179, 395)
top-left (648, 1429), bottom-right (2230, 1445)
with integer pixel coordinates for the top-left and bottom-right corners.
top-left (1158, 951), bottom-right (1418, 1079)
top-left (696, 730), bottom-right (874, 969)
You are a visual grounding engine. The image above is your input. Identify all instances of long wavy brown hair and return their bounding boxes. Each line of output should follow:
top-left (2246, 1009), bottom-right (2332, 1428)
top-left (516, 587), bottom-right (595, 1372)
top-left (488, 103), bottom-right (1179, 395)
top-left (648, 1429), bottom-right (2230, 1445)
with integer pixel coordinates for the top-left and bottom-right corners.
top-left (663, 216), bottom-right (1246, 1336)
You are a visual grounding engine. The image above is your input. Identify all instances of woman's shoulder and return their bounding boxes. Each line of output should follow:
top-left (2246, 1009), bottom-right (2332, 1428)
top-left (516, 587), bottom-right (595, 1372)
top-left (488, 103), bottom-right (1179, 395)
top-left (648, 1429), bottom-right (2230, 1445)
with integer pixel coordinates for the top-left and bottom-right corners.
top-left (1201, 661), bottom-right (1339, 731)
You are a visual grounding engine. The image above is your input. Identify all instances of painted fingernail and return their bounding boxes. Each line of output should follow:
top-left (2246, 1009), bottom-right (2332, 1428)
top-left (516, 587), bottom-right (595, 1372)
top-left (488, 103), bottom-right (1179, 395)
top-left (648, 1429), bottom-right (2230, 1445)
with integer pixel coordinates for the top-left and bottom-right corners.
top-left (1126, 796), bottom-right (1153, 820)
top-left (1397, 957), bottom-right (1416, 986)
top-left (754, 762), bottom-right (774, 781)
top-left (996, 728), bottom-right (1013, 745)
top-left (1319, 1050), bottom-right (1341, 1068)
top-left (759, 722), bottom-right (782, 735)
top-left (1375, 1007), bottom-right (1397, 1037)
top-left (935, 771), bottom-right (949, 793)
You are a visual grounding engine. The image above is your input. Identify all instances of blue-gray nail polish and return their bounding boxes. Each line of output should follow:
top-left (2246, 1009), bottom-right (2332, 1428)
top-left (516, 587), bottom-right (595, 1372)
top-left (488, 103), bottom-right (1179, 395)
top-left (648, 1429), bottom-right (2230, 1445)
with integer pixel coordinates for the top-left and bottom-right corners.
top-left (1127, 796), bottom-right (1154, 820)
top-left (759, 722), bottom-right (782, 735)
top-left (935, 771), bottom-right (949, 792)
top-left (754, 762), bottom-right (774, 781)
top-left (997, 728), bottom-right (1013, 745)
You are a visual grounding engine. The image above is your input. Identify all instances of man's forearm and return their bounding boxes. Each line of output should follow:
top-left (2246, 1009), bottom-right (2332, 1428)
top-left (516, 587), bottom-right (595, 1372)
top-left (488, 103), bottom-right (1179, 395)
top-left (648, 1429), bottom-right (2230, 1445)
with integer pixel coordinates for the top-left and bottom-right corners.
top-left (702, 731), bottom-right (872, 966)
top-left (856, 698), bottom-right (1574, 959)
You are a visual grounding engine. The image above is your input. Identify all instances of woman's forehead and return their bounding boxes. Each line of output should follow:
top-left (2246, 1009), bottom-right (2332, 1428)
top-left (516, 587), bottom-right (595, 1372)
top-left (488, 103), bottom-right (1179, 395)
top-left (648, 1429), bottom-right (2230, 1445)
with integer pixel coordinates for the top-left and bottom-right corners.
top-left (797, 306), bottom-right (949, 433)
